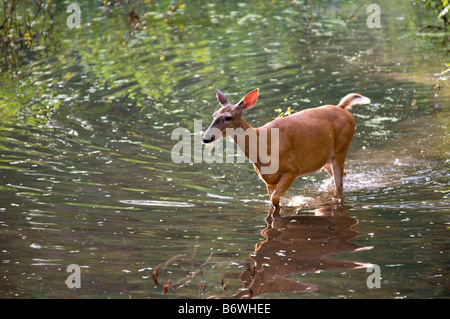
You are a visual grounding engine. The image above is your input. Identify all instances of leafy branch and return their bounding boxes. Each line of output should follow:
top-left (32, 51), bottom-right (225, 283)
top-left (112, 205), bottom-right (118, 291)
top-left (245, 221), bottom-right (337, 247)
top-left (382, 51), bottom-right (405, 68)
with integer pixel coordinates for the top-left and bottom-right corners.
top-left (415, 0), bottom-right (449, 31)
top-left (0, 0), bottom-right (55, 69)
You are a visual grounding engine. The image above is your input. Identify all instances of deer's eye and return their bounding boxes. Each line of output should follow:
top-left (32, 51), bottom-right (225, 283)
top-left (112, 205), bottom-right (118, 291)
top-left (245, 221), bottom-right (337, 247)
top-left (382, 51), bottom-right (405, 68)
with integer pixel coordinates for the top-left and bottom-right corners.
top-left (225, 116), bottom-right (232, 121)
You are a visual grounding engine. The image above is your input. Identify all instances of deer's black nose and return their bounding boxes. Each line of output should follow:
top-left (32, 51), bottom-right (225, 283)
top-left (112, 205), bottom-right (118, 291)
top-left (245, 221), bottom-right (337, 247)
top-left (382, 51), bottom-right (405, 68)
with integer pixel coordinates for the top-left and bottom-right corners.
top-left (202, 135), bottom-right (215, 143)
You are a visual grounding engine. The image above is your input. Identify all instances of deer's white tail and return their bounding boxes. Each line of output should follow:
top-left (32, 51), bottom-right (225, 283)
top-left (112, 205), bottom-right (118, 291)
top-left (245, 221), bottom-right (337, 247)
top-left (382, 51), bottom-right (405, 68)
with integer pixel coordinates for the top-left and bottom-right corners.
top-left (337, 93), bottom-right (371, 110)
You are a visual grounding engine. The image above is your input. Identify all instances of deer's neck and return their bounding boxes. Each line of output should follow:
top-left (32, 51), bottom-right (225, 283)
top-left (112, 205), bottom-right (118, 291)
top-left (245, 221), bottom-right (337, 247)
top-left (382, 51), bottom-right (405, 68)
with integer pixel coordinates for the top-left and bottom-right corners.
top-left (238, 117), bottom-right (254, 132)
top-left (233, 117), bottom-right (259, 162)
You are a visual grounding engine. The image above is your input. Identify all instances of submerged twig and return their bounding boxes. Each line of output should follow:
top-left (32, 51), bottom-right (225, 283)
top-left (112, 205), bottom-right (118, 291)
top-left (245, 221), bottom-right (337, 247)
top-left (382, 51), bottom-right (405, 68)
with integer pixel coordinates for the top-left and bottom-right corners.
top-left (152, 264), bottom-right (161, 286)
top-left (152, 249), bottom-right (228, 296)
top-left (220, 275), bottom-right (227, 292)
top-left (162, 279), bottom-right (172, 294)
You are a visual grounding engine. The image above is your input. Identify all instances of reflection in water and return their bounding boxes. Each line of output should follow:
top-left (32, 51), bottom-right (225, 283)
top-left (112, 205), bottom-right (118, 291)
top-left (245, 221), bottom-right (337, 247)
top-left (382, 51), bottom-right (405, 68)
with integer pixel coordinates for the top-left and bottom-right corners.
top-left (230, 203), bottom-right (371, 299)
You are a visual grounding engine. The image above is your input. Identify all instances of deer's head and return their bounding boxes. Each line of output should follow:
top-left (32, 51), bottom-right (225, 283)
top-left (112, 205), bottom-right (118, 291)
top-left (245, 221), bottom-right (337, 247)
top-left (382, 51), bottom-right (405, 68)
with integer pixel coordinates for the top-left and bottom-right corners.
top-left (202, 86), bottom-right (259, 143)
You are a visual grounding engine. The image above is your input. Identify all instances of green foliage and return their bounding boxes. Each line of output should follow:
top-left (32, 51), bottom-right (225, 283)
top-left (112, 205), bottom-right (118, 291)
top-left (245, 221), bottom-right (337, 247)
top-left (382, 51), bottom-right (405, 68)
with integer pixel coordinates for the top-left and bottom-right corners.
top-left (0, 0), bottom-right (447, 126)
top-left (0, 0), bottom-right (55, 68)
top-left (274, 107), bottom-right (295, 118)
top-left (418, 0), bottom-right (449, 28)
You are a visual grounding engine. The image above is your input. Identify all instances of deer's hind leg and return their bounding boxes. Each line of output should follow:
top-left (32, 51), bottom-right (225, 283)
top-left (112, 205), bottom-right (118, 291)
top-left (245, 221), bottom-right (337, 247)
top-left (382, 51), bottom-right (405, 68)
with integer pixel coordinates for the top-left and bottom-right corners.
top-left (323, 163), bottom-right (333, 177)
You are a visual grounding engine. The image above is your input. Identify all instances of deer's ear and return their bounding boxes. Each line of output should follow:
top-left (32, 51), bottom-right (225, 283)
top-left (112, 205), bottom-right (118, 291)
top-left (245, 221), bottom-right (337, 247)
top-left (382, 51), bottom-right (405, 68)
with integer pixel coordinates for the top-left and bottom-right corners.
top-left (238, 88), bottom-right (259, 110)
top-left (214, 85), bottom-right (230, 107)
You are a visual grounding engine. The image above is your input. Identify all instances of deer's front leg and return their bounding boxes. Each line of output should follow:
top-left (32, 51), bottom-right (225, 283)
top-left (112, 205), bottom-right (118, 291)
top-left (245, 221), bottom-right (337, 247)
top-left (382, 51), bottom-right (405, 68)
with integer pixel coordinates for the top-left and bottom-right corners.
top-left (266, 184), bottom-right (276, 199)
top-left (270, 174), bottom-right (296, 208)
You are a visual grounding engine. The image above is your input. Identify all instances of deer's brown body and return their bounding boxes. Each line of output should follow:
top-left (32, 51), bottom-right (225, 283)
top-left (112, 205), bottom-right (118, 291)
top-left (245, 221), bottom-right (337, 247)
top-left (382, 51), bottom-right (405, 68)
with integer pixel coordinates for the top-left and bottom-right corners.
top-left (203, 87), bottom-right (370, 209)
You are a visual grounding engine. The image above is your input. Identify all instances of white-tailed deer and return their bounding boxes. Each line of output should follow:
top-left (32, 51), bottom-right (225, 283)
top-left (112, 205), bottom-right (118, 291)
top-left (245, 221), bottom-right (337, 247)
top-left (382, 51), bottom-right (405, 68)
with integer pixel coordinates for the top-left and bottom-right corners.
top-left (202, 86), bottom-right (370, 210)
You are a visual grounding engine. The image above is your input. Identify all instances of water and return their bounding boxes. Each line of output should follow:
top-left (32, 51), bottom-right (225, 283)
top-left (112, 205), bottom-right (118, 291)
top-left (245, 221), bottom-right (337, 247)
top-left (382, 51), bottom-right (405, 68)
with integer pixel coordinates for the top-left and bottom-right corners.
top-left (0, 0), bottom-right (448, 299)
